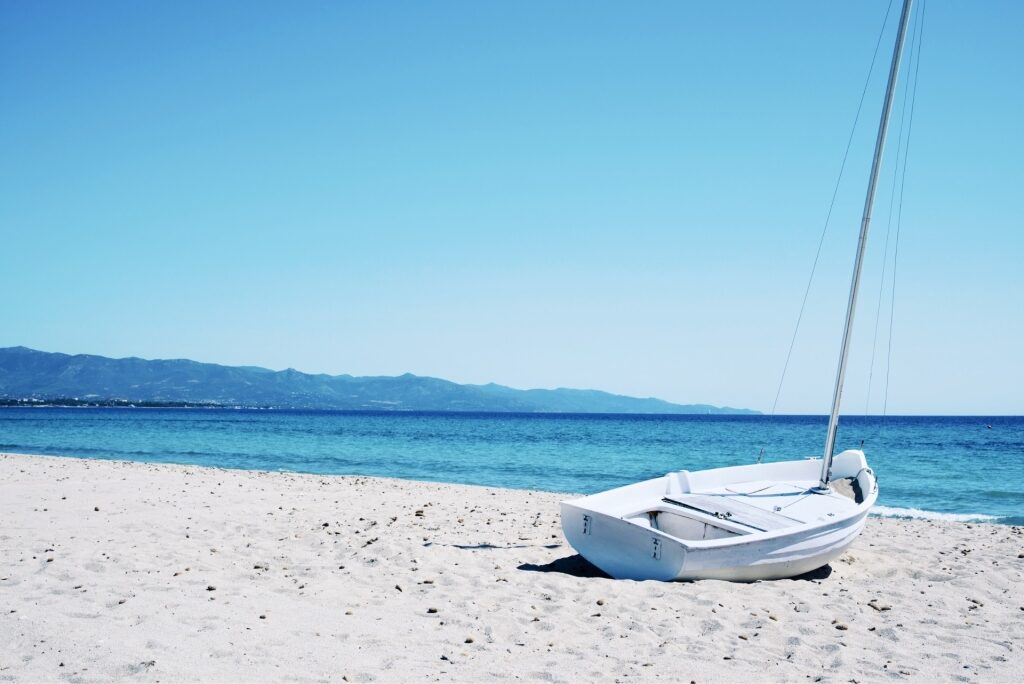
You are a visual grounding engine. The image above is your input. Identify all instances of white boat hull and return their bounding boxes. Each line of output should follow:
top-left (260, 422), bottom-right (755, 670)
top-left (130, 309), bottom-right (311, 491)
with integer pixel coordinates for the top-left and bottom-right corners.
top-left (560, 450), bottom-right (877, 582)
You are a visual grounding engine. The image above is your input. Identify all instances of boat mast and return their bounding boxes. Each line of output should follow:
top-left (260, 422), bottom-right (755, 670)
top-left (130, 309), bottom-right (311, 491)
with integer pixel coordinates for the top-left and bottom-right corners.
top-left (818, 0), bottom-right (914, 492)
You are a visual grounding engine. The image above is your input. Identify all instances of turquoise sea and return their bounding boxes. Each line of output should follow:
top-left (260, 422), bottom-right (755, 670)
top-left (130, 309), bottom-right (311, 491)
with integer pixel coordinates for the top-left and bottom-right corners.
top-left (1, 409), bottom-right (1021, 525)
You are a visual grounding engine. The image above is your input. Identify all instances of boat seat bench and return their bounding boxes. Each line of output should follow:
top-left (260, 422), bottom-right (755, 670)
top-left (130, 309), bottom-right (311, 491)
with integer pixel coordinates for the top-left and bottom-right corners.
top-left (661, 494), bottom-right (804, 532)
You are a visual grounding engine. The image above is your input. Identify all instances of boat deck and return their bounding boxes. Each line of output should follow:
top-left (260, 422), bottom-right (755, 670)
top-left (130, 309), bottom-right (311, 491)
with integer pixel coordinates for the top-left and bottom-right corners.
top-left (660, 479), bottom-right (859, 532)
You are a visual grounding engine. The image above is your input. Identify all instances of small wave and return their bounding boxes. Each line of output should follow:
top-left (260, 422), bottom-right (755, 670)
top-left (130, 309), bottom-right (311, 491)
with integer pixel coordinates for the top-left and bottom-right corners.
top-left (871, 505), bottom-right (1001, 523)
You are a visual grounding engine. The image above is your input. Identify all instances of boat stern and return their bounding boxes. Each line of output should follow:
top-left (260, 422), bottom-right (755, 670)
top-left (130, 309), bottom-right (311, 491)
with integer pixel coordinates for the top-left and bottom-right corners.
top-left (560, 499), bottom-right (687, 581)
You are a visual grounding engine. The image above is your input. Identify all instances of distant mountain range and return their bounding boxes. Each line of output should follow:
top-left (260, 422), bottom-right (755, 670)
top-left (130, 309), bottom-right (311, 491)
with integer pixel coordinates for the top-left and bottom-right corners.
top-left (0, 346), bottom-right (757, 414)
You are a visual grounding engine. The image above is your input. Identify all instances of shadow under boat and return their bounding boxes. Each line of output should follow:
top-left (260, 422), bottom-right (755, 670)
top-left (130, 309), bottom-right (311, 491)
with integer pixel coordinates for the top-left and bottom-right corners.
top-left (517, 554), bottom-right (611, 579)
top-left (517, 554), bottom-right (832, 581)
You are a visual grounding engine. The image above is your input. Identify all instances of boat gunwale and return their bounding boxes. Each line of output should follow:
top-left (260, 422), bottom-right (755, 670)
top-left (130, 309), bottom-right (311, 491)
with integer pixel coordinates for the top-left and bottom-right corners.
top-left (560, 472), bottom-right (878, 551)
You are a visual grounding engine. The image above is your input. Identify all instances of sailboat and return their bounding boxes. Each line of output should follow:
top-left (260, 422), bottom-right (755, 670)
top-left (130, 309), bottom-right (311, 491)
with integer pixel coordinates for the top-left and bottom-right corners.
top-left (560, 0), bottom-right (917, 582)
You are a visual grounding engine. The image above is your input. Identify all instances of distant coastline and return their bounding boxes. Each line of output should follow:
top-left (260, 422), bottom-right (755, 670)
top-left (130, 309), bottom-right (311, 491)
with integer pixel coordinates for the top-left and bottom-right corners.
top-left (1, 397), bottom-right (1016, 419)
top-left (0, 346), bottom-right (758, 415)
top-left (0, 398), bottom-right (237, 409)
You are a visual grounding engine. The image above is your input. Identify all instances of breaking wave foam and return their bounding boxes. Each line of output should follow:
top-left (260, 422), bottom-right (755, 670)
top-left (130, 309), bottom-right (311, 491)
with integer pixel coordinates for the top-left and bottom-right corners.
top-left (870, 505), bottom-right (1001, 523)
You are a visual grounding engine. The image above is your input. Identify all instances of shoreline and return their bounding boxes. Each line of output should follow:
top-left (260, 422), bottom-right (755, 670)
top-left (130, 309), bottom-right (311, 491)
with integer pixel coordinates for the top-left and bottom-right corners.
top-left (2, 452), bottom-right (1022, 682)
top-left (0, 449), bottom-right (1015, 527)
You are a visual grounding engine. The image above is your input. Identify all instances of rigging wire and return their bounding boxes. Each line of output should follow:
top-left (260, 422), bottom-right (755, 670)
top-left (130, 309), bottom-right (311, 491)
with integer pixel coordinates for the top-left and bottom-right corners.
top-left (766, 0), bottom-right (895, 423)
top-left (884, 0), bottom-right (927, 418)
top-left (757, 0), bottom-right (896, 464)
top-left (865, 1), bottom-right (921, 416)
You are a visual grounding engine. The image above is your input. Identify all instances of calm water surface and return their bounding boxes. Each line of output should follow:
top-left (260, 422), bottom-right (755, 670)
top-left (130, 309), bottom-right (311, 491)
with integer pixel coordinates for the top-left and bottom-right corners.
top-left (1, 409), bottom-right (1021, 524)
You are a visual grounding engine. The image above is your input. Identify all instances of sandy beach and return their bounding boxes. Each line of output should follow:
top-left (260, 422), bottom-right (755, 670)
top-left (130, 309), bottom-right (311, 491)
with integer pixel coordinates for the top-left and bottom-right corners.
top-left (1, 452), bottom-right (1021, 683)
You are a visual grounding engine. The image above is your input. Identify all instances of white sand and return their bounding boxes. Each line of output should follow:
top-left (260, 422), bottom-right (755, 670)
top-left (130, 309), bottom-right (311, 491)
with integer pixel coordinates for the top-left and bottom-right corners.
top-left (1, 453), bottom-right (1021, 683)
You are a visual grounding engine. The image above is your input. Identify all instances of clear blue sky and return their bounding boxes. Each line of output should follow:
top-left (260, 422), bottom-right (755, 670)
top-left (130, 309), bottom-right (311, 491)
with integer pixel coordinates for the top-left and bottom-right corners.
top-left (2, 1), bottom-right (1021, 414)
